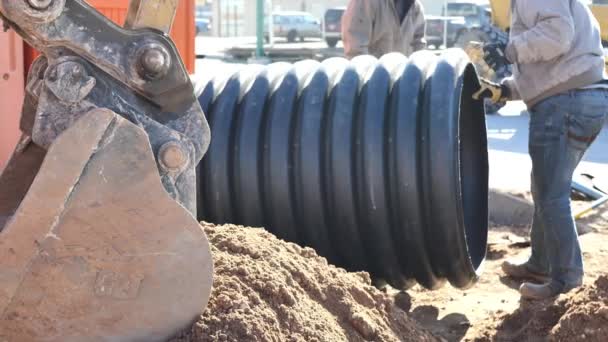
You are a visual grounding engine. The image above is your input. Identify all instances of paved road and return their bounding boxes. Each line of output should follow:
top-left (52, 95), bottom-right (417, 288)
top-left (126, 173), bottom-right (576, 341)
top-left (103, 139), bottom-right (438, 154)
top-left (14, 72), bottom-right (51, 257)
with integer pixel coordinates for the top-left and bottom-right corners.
top-left (488, 102), bottom-right (608, 192)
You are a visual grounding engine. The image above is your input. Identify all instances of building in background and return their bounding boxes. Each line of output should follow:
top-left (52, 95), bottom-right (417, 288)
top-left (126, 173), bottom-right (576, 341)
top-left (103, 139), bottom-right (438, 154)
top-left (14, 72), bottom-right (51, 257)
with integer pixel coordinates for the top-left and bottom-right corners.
top-left (208, 0), bottom-right (245, 37)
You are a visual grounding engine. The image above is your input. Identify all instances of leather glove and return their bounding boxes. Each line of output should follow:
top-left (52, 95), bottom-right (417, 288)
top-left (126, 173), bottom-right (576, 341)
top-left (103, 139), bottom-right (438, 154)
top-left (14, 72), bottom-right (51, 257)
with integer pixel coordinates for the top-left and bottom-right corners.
top-left (482, 42), bottom-right (510, 70)
top-left (472, 78), bottom-right (511, 103)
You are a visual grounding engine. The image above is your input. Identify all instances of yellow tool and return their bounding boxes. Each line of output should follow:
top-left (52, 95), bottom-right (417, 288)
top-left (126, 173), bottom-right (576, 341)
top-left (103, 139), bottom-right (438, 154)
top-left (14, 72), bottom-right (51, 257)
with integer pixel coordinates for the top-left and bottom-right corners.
top-left (575, 196), bottom-right (608, 219)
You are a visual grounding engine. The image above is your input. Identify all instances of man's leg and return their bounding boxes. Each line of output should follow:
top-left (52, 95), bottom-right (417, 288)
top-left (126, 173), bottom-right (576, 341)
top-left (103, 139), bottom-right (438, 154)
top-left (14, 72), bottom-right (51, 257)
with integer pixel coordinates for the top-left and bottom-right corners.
top-left (502, 176), bottom-right (551, 283)
top-left (521, 90), bottom-right (607, 299)
top-left (527, 176), bottom-right (551, 274)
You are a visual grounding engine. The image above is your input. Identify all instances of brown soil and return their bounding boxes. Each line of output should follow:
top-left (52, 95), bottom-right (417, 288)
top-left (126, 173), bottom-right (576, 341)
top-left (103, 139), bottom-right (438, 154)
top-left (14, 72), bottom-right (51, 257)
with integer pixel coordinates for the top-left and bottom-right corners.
top-left (399, 202), bottom-right (608, 342)
top-left (171, 201), bottom-right (608, 342)
top-left (172, 223), bottom-right (438, 342)
top-left (473, 276), bottom-right (608, 342)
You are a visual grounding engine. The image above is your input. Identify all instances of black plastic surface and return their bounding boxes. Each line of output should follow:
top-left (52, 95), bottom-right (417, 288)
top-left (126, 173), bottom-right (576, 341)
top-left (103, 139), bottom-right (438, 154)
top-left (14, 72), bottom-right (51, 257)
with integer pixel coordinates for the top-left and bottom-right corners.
top-left (196, 50), bottom-right (489, 290)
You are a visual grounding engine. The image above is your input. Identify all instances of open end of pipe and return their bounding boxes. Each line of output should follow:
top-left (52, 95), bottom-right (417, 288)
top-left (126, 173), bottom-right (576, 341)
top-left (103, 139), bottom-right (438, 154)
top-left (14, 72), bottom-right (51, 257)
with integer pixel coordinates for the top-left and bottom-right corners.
top-left (458, 64), bottom-right (489, 271)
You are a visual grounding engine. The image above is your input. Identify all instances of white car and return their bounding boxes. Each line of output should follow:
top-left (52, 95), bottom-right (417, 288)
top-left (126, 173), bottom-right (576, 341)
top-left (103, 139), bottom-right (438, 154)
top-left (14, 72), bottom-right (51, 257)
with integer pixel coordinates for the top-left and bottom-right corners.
top-left (265, 11), bottom-right (322, 43)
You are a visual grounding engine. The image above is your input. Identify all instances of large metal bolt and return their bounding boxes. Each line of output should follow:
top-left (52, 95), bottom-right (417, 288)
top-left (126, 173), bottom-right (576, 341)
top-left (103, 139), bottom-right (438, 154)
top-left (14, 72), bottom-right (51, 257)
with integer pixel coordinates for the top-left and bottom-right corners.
top-left (159, 141), bottom-right (189, 173)
top-left (27, 0), bottom-right (53, 10)
top-left (44, 60), bottom-right (95, 104)
top-left (138, 45), bottom-right (171, 80)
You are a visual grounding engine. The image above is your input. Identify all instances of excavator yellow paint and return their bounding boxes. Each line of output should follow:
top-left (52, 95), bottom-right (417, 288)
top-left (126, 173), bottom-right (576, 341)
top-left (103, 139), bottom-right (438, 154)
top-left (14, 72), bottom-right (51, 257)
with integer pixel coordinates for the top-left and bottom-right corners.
top-left (590, 4), bottom-right (608, 44)
top-left (488, 0), bottom-right (511, 33)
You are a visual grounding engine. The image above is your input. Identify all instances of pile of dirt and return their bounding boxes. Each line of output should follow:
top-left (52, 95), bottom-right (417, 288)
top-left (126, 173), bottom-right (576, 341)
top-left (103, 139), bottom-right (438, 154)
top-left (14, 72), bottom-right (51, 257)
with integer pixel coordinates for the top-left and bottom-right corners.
top-left (172, 223), bottom-right (437, 342)
top-left (474, 276), bottom-right (608, 342)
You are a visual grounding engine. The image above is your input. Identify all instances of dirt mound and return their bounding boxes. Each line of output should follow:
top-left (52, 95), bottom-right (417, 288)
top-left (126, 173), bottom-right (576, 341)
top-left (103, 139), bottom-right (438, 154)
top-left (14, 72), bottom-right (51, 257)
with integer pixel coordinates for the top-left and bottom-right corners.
top-left (172, 223), bottom-right (437, 342)
top-left (551, 276), bottom-right (608, 341)
top-left (474, 276), bottom-right (608, 342)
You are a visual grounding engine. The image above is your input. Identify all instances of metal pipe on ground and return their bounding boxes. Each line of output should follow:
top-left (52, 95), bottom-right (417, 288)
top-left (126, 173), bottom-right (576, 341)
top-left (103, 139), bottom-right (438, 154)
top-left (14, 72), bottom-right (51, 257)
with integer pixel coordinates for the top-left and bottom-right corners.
top-left (572, 179), bottom-right (607, 200)
top-left (195, 50), bottom-right (489, 290)
top-left (575, 196), bottom-right (608, 220)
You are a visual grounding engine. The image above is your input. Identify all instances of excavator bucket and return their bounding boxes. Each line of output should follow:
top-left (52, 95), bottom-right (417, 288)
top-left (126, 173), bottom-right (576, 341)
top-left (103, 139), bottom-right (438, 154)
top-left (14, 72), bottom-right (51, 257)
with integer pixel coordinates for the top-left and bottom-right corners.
top-left (0, 109), bottom-right (213, 341)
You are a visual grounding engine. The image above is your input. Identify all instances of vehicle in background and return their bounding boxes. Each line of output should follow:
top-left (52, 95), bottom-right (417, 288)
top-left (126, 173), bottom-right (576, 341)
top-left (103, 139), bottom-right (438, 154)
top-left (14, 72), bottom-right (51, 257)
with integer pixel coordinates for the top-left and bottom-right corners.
top-left (196, 3), bottom-right (212, 18)
top-left (425, 15), bottom-right (467, 48)
top-left (195, 3), bottom-right (213, 36)
top-left (196, 17), bottom-right (211, 35)
top-left (323, 7), bottom-right (345, 48)
top-left (265, 11), bottom-right (322, 43)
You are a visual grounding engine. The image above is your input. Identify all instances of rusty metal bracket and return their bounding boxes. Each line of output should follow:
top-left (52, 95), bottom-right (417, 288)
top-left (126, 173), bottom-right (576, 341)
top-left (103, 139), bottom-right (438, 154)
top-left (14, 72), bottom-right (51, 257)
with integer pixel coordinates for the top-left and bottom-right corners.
top-left (0, 0), bottom-right (210, 216)
top-left (0, 3), bottom-right (214, 338)
top-left (26, 49), bottom-right (210, 214)
top-left (0, 0), bottom-right (194, 113)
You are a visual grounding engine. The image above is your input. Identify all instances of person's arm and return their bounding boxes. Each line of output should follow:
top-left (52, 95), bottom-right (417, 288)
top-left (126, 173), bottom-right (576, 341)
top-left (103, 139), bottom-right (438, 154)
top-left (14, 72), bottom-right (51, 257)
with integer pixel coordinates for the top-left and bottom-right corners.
top-left (506, 0), bottom-right (575, 64)
top-left (410, 2), bottom-right (427, 52)
top-left (342, 0), bottom-right (375, 59)
top-left (501, 76), bottom-right (521, 101)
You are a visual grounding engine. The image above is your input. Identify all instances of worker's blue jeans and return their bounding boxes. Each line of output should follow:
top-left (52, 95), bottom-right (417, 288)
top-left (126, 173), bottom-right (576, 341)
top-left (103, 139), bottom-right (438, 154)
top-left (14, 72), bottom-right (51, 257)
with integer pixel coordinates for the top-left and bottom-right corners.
top-left (526, 89), bottom-right (608, 291)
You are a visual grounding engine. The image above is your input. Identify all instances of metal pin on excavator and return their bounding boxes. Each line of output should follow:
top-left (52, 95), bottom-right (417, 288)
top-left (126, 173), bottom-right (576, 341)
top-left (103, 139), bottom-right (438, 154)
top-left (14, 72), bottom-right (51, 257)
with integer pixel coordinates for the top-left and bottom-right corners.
top-left (0, 1), bottom-right (213, 341)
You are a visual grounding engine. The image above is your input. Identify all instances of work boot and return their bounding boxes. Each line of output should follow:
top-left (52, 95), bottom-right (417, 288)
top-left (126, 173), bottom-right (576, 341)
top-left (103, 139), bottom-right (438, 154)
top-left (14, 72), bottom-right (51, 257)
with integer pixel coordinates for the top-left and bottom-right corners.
top-left (519, 280), bottom-right (582, 300)
top-left (519, 282), bottom-right (560, 300)
top-left (501, 260), bottom-right (549, 283)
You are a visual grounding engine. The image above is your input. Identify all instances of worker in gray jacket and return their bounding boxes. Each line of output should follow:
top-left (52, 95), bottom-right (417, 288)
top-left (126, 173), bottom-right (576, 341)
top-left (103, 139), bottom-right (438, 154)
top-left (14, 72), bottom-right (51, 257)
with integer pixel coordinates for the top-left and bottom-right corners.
top-left (341, 0), bottom-right (426, 59)
top-left (474, 0), bottom-right (608, 299)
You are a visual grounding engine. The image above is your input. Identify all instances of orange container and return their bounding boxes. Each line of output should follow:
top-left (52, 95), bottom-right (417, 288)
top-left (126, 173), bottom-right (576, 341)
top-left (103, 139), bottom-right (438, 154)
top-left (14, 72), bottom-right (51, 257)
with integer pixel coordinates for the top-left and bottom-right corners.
top-left (0, 31), bottom-right (25, 170)
top-left (24, 0), bottom-right (195, 73)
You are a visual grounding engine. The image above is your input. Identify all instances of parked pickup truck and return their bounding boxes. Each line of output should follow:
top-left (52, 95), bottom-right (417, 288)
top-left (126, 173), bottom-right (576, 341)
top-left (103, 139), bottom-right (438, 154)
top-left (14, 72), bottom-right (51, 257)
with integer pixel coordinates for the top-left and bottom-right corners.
top-left (323, 7), bottom-right (346, 48)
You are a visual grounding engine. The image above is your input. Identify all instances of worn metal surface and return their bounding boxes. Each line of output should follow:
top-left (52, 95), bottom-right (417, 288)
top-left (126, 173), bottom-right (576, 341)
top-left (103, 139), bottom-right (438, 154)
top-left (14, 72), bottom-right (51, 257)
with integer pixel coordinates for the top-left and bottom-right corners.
top-left (0, 0), bottom-right (212, 213)
top-left (26, 49), bottom-right (209, 213)
top-left (0, 138), bottom-right (45, 231)
top-left (0, 1), bottom-right (212, 339)
top-left (1, 0), bottom-right (194, 113)
top-left (124, 0), bottom-right (179, 33)
top-left (196, 50), bottom-right (489, 290)
top-left (0, 109), bottom-right (213, 342)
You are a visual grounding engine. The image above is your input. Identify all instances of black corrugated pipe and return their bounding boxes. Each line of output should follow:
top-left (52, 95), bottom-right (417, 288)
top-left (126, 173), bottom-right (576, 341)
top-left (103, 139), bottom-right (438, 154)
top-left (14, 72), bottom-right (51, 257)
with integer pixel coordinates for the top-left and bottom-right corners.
top-left (195, 50), bottom-right (489, 290)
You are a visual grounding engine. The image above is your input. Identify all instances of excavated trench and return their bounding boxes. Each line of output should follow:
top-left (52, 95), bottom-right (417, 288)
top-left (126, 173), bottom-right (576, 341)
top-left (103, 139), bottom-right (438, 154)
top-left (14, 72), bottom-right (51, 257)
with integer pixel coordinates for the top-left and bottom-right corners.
top-left (195, 50), bottom-right (488, 290)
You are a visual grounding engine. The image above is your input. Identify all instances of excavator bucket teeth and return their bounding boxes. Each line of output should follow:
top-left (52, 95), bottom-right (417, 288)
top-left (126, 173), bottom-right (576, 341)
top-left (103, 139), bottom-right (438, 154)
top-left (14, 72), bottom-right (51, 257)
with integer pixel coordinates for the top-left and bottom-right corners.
top-left (0, 109), bottom-right (213, 342)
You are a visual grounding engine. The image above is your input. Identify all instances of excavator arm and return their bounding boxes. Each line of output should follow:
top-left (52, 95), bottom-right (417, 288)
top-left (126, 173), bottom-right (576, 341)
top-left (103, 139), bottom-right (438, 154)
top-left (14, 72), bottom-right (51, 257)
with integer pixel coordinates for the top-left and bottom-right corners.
top-left (0, 1), bottom-right (213, 341)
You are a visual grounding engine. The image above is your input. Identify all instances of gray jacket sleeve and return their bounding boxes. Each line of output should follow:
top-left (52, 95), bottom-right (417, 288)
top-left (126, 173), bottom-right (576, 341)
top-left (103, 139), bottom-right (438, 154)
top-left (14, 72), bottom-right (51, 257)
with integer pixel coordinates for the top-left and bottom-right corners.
top-left (507, 0), bottom-right (575, 64)
top-left (411, 2), bottom-right (427, 52)
top-left (342, 0), bottom-right (375, 59)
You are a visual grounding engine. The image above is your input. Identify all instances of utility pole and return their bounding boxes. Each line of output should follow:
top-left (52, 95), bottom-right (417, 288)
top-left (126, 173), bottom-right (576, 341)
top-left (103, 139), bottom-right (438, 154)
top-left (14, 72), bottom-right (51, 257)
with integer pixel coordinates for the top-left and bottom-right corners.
top-left (443, 0), bottom-right (448, 49)
top-left (256, 0), bottom-right (264, 57)
top-left (217, 0), bottom-right (222, 37)
top-left (267, 0), bottom-right (274, 46)
top-left (234, 3), bottom-right (238, 36)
